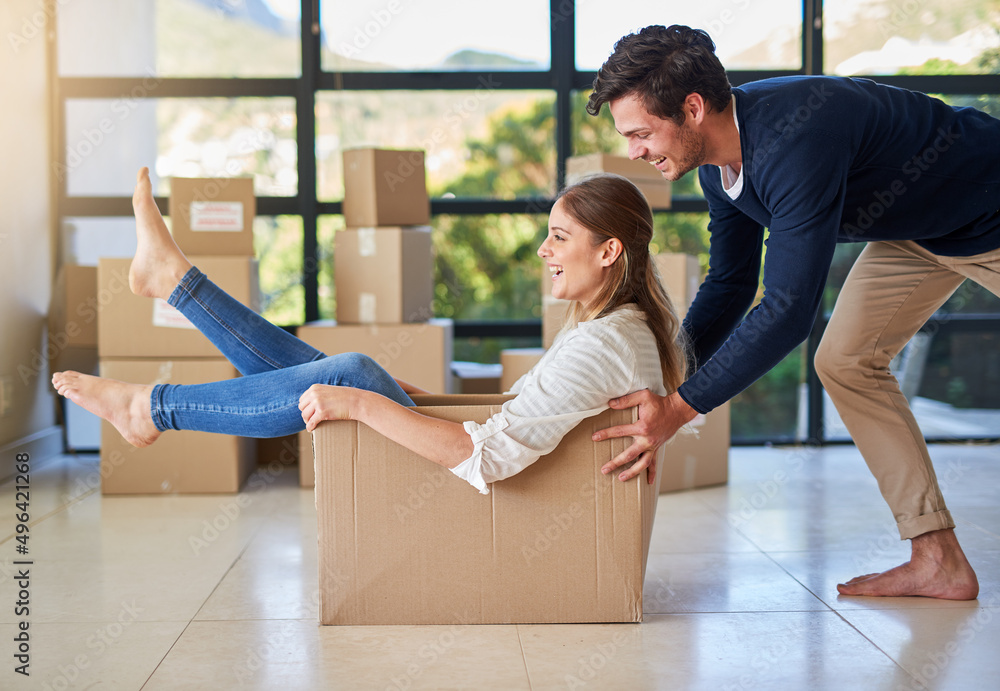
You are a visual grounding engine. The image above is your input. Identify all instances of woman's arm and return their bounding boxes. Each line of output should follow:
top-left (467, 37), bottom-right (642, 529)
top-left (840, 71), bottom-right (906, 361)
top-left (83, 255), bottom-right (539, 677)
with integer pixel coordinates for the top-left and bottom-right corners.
top-left (298, 385), bottom-right (472, 468)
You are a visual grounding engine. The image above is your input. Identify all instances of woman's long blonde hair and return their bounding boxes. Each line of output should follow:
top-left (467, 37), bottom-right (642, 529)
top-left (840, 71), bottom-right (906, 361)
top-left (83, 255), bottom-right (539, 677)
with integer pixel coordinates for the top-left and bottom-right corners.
top-left (554, 173), bottom-right (688, 392)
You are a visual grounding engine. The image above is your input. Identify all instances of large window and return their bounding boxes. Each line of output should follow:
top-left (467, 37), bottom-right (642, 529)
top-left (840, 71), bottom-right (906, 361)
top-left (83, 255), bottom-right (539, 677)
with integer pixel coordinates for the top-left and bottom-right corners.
top-left (52, 1), bottom-right (1000, 444)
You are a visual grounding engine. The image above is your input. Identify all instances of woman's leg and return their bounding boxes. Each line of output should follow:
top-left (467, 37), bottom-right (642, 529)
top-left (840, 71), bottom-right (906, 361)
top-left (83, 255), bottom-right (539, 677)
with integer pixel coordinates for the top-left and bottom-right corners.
top-left (130, 167), bottom-right (324, 375)
top-left (53, 353), bottom-right (413, 442)
top-left (167, 266), bottom-right (325, 374)
top-left (151, 353), bottom-right (414, 438)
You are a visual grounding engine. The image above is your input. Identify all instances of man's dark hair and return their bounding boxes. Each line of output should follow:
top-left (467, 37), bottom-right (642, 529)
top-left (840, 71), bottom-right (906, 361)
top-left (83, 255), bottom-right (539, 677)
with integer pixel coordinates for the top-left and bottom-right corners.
top-left (587, 24), bottom-right (732, 123)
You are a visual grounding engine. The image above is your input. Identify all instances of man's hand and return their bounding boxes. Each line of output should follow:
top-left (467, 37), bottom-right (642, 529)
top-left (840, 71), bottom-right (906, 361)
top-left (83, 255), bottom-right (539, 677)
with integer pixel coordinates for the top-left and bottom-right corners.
top-left (593, 390), bottom-right (699, 484)
top-left (298, 385), bottom-right (363, 432)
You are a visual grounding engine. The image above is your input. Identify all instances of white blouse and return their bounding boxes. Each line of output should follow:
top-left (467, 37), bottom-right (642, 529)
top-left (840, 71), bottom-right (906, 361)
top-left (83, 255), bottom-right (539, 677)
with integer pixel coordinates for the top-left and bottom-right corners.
top-left (450, 304), bottom-right (667, 493)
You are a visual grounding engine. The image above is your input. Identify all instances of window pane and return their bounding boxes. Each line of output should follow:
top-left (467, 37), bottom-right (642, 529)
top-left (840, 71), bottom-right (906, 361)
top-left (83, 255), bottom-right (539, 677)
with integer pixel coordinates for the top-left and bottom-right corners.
top-left (316, 91), bottom-right (556, 200)
top-left (825, 0), bottom-right (1000, 75)
top-left (824, 329), bottom-right (1000, 440)
top-left (575, 0), bottom-right (803, 71)
top-left (320, 0), bottom-right (550, 71)
top-left (64, 98), bottom-right (297, 197)
top-left (731, 346), bottom-right (806, 443)
top-left (58, 0), bottom-right (300, 77)
top-left (433, 213), bottom-right (548, 321)
top-left (255, 216), bottom-right (304, 326)
top-left (317, 215), bottom-right (343, 321)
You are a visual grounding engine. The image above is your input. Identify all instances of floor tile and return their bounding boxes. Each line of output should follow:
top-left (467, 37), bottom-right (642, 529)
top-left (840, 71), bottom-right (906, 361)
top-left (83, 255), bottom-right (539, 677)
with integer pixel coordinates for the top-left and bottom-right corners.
top-left (143, 619), bottom-right (531, 691)
top-left (195, 553), bottom-right (318, 621)
top-left (643, 552), bottom-right (828, 614)
top-left (518, 612), bottom-right (919, 691)
top-left (0, 620), bottom-right (185, 690)
top-left (841, 605), bottom-right (1000, 691)
top-left (649, 492), bottom-right (760, 554)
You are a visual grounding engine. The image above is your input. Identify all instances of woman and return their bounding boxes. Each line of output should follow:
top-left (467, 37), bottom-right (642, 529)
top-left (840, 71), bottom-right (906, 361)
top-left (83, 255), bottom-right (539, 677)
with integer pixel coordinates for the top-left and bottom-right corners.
top-left (53, 168), bottom-right (686, 493)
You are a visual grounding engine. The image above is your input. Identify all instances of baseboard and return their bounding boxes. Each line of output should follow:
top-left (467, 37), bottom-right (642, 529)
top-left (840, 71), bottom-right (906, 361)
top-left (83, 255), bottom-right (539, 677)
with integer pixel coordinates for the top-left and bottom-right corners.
top-left (0, 426), bottom-right (64, 484)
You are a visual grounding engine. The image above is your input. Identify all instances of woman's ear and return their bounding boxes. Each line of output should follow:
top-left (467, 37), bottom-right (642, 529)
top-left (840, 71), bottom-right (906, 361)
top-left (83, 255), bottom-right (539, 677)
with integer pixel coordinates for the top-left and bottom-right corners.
top-left (600, 238), bottom-right (623, 267)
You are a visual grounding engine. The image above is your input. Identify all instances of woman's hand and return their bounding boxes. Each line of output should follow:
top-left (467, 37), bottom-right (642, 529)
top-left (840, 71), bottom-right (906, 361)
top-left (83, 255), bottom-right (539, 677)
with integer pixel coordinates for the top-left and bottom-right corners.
top-left (298, 385), bottom-right (363, 432)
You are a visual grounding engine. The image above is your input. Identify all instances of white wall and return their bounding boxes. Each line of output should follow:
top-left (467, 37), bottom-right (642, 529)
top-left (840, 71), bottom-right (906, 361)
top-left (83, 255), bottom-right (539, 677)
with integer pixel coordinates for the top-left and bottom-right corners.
top-left (0, 1), bottom-right (55, 447)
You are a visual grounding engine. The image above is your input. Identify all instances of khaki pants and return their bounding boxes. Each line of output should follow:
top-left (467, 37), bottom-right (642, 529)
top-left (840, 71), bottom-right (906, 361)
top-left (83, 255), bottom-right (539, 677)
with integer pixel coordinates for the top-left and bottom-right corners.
top-left (815, 240), bottom-right (1000, 540)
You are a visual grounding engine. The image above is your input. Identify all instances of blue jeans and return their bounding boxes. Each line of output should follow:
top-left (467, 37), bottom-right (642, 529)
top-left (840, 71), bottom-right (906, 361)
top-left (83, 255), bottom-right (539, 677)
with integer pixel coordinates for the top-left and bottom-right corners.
top-left (150, 266), bottom-right (415, 437)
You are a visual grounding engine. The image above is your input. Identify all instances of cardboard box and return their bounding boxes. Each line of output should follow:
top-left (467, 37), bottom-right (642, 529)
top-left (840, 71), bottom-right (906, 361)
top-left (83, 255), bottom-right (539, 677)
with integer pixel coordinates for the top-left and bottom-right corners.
top-left (542, 296), bottom-right (572, 348)
top-left (451, 362), bottom-right (502, 394)
top-left (659, 401), bottom-right (730, 493)
top-left (257, 434), bottom-right (299, 467)
top-left (168, 177), bottom-right (256, 256)
top-left (314, 395), bottom-right (660, 625)
top-left (500, 348), bottom-right (546, 393)
top-left (334, 227), bottom-right (433, 324)
top-left (296, 318), bottom-right (454, 489)
top-left (49, 264), bottom-right (99, 348)
top-left (99, 358), bottom-right (256, 494)
top-left (343, 148), bottom-right (430, 227)
top-left (654, 253), bottom-right (702, 317)
top-left (566, 153), bottom-right (672, 209)
top-left (97, 256), bottom-right (259, 358)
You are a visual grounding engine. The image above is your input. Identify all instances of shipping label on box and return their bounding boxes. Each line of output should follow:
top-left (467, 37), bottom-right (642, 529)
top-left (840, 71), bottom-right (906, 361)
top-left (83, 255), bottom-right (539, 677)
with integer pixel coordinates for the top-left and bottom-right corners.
top-left (99, 358), bottom-right (256, 494)
top-left (314, 398), bottom-right (660, 625)
top-left (98, 256), bottom-right (259, 358)
top-left (169, 177), bottom-right (256, 255)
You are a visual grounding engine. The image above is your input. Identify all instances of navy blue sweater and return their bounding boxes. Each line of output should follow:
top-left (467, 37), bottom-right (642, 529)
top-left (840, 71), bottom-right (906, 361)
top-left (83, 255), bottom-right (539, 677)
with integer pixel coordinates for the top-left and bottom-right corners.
top-left (678, 76), bottom-right (1000, 413)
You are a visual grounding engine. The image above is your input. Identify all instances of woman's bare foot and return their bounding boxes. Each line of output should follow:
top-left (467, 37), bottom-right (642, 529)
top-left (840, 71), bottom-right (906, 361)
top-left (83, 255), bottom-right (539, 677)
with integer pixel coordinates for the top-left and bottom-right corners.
top-left (130, 167), bottom-right (192, 301)
top-left (837, 528), bottom-right (980, 600)
top-left (53, 371), bottom-right (160, 448)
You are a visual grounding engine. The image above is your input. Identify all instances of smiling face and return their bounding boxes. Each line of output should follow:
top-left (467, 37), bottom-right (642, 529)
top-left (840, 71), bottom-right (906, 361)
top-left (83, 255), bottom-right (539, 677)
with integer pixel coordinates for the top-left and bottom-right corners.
top-left (609, 93), bottom-right (707, 182)
top-left (537, 199), bottom-right (618, 308)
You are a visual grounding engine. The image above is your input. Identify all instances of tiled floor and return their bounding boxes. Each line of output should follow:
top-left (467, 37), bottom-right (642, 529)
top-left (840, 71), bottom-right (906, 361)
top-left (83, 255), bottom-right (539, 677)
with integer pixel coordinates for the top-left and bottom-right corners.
top-left (1, 443), bottom-right (997, 690)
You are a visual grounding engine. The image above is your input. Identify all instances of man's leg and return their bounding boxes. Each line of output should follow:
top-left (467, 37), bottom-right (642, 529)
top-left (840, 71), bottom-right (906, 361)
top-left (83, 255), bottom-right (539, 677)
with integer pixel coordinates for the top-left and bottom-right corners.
top-left (815, 241), bottom-right (978, 599)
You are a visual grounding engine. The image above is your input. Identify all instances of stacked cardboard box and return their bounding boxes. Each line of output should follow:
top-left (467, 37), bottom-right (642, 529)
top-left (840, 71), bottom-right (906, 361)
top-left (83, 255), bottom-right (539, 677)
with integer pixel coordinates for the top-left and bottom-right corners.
top-left (48, 265), bottom-right (101, 449)
top-left (95, 178), bottom-right (259, 494)
top-left (299, 149), bottom-right (446, 487)
top-left (651, 252), bottom-right (731, 492)
top-left (566, 153), bottom-right (672, 209)
top-left (315, 396), bottom-right (661, 625)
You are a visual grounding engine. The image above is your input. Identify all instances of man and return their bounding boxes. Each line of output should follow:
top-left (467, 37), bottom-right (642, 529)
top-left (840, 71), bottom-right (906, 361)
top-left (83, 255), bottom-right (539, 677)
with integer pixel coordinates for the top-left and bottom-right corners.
top-left (589, 24), bottom-right (1000, 599)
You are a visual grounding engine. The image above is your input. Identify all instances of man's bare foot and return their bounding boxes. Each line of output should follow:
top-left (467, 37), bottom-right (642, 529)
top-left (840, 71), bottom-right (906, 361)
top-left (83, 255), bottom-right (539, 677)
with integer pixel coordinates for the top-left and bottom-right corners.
top-left (130, 167), bottom-right (192, 301)
top-left (52, 371), bottom-right (160, 448)
top-left (838, 528), bottom-right (979, 600)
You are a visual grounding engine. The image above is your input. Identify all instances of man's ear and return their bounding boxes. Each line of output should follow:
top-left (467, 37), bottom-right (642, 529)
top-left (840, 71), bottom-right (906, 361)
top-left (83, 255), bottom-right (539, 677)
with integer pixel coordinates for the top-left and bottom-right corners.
top-left (601, 238), bottom-right (623, 267)
top-left (685, 93), bottom-right (708, 124)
